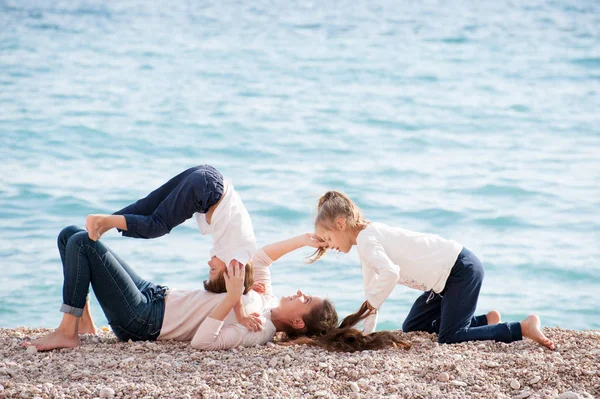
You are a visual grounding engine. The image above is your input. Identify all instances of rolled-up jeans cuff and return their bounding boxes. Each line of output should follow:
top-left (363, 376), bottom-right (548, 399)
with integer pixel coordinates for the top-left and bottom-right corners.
top-left (60, 304), bottom-right (84, 317)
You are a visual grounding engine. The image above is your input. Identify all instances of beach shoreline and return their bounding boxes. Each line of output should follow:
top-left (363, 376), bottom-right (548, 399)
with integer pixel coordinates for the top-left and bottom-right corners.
top-left (1, 327), bottom-right (598, 399)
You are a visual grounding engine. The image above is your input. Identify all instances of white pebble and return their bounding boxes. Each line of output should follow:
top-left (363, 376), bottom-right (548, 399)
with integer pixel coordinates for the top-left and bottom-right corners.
top-left (529, 376), bottom-right (541, 384)
top-left (26, 345), bottom-right (37, 353)
top-left (450, 380), bottom-right (467, 387)
top-left (268, 358), bottom-right (278, 367)
top-left (99, 388), bottom-right (115, 398)
top-left (314, 390), bottom-right (331, 397)
top-left (510, 379), bottom-right (521, 390)
top-left (349, 382), bottom-right (360, 393)
top-left (558, 393), bottom-right (581, 399)
top-left (438, 372), bottom-right (450, 382)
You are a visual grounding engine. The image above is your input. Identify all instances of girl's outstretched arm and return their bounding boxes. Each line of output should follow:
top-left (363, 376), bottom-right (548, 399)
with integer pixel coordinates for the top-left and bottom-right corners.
top-left (263, 233), bottom-right (326, 262)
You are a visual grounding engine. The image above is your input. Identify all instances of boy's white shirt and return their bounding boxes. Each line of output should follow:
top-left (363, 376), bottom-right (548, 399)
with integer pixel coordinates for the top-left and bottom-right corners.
top-left (357, 222), bottom-right (463, 333)
top-left (194, 179), bottom-right (256, 266)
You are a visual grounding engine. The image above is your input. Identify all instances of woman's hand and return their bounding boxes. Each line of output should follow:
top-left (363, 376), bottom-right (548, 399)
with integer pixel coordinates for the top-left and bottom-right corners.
top-left (224, 260), bottom-right (245, 300)
top-left (302, 233), bottom-right (328, 248)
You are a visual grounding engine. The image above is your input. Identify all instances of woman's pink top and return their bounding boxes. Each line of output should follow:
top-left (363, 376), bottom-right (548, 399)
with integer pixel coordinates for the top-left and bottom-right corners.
top-left (157, 250), bottom-right (279, 350)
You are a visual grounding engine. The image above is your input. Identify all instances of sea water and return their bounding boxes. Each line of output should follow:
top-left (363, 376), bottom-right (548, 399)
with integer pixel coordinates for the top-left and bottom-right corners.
top-left (1, 0), bottom-right (599, 330)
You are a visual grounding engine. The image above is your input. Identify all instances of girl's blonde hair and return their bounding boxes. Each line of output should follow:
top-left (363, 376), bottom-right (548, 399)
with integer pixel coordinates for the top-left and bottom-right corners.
top-left (308, 190), bottom-right (368, 263)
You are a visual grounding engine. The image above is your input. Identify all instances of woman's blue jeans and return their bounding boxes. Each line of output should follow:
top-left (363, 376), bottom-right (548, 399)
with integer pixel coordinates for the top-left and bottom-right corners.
top-left (402, 247), bottom-right (522, 344)
top-left (57, 226), bottom-right (166, 341)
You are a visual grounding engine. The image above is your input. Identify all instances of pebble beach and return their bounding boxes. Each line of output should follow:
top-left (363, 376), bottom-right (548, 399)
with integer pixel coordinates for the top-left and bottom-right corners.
top-left (1, 327), bottom-right (598, 399)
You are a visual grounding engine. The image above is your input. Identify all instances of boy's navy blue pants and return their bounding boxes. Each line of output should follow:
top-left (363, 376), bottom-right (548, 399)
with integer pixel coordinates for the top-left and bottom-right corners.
top-left (402, 247), bottom-right (522, 344)
top-left (113, 165), bottom-right (224, 239)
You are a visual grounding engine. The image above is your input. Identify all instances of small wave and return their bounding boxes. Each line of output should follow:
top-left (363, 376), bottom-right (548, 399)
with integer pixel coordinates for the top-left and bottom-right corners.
top-left (474, 216), bottom-right (536, 229)
top-left (570, 57), bottom-right (600, 69)
top-left (466, 184), bottom-right (542, 198)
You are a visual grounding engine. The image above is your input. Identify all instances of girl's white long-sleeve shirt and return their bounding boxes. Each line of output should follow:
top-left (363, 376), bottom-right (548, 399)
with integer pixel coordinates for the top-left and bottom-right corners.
top-left (357, 222), bottom-right (462, 332)
top-left (158, 249), bottom-right (279, 350)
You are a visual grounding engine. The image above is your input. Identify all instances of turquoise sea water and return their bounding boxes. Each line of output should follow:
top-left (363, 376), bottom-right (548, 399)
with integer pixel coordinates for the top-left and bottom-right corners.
top-left (1, 0), bottom-right (599, 331)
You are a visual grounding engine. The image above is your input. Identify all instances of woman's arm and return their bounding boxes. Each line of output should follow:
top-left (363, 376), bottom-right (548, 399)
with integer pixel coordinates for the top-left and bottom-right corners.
top-left (262, 233), bottom-right (326, 262)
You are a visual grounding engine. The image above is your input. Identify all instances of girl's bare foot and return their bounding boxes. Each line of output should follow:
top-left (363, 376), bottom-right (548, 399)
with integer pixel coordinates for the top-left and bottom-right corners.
top-left (486, 310), bottom-right (501, 325)
top-left (85, 214), bottom-right (109, 241)
top-left (23, 330), bottom-right (80, 351)
top-left (520, 314), bottom-right (555, 350)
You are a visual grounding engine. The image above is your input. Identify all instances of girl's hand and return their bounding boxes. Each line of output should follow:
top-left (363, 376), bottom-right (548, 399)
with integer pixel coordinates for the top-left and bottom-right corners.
top-left (239, 313), bottom-right (263, 332)
top-left (303, 233), bottom-right (328, 248)
top-left (224, 260), bottom-right (245, 299)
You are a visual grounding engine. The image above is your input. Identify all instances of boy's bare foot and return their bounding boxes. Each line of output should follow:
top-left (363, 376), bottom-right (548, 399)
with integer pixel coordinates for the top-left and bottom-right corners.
top-left (520, 314), bottom-right (555, 350)
top-left (86, 214), bottom-right (109, 241)
top-left (486, 310), bottom-right (501, 325)
top-left (23, 330), bottom-right (80, 351)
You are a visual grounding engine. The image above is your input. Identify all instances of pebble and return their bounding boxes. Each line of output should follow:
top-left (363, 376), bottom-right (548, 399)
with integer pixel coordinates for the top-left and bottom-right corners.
top-left (558, 393), bottom-right (581, 399)
top-left (514, 392), bottom-right (531, 399)
top-left (450, 380), bottom-right (467, 387)
top-left (529, 376), bottom-right (541, 384)
top-left (437, 372), bottom-right (450, 382)
top-left (509, 379), bottom-right (521, 390)
top-left (26, 345), bottom-right (37, 353)
top-left (99, 388), bottom-right (115, 398)
top-left (314, 390), bottom-right (331, 397)
top-left (349, 382), bottom-right (360, 393)
top-left (268, 358), bottom-right (278, 368)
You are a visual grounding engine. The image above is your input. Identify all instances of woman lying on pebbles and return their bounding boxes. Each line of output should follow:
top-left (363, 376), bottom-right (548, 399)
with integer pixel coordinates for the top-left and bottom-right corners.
top-left (23, 226), bottom-right (410, 352)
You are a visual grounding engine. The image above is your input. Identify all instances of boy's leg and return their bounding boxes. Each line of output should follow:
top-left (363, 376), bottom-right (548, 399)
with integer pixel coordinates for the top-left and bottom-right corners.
top-left (113, 166), bottom-right (205, 216)
top-left (113, 165), bottom-right (224, 239)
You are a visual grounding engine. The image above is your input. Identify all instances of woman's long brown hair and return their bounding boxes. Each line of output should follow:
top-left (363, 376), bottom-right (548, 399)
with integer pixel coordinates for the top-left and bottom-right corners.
top-left (280, 301), bottom-right (410, 352)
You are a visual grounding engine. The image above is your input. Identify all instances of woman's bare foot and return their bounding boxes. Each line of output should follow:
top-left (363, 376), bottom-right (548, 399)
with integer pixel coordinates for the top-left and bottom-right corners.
top-left (23, 330), bottom-right (80, 351)
top-left (78, 321), bottom-right (97, 335)
top-left (520, 315), bottom-right (555, 350)
top-left (486, 310), bottom-right (501, 325)
top-left (86, 214), bottom-right (109, 241)
top-left (79, 303), bottom-right (97, 334)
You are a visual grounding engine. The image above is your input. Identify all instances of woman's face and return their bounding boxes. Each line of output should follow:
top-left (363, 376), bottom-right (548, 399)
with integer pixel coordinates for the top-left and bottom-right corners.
top-left (207, 256), bottom-right (226, 281)
top-left (279, 290), bottom-right (324, 320)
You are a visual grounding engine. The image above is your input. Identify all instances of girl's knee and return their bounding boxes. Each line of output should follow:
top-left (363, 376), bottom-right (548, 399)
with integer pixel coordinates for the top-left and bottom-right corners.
top-left (402, 320), bottom-right (416, 333)
top-left (58, 225), bottom-right (84, 246)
